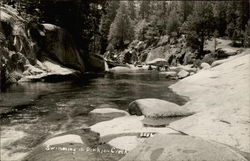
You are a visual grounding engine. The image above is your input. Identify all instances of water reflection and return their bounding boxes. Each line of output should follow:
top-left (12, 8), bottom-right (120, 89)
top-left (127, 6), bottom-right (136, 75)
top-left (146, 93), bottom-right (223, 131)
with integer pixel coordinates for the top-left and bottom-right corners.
top-left (0, 72), bottom-right (187, 154)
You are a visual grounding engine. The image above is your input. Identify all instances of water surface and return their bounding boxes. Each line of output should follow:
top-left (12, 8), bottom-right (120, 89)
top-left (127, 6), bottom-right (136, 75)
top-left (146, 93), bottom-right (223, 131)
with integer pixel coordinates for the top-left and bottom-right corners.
top-left (0, 71), bottom-right (186, 160)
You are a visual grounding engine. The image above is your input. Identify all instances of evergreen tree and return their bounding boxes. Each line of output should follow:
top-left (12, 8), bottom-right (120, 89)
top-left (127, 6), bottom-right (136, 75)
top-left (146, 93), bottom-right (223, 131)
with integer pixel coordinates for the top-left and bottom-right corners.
top-left (139, 1), bottom-right (151, 20)
top-left (107, 2), bottom-right (134, 50)
top-left (237, 0), bottom-right (250, 45)
top-left (179, 1), bottom-right (193, 23)
top-left (226, 1), bottom-right (239, 40)
top-left (154, 1), bottom-right (167, 35)
top-left (213, 1), bottom-right (227, 37)
top-left (134, 19), bottom-right (149, 41)
top-left (181, 1), bottom-right (215, 58)
top-left (166, 9), bottom-right (181, 36)
top-left (128, 1), bottom-right (136, 20)
top-left (244, 20), bottom-right (250, 47)
top-left (99, 1), bottom-right (120, 54)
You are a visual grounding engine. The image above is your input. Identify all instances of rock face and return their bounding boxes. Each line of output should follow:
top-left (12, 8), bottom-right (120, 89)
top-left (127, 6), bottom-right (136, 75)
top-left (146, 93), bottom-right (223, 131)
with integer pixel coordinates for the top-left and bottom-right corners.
top-left (41, 24), bottom-right (85, 72)
top-left (86, 54), bottom-right (105, 72)
top-left (170, 50), bottom-right (250, 153)
top-left (120, 134), bottom-right (248, 161)
top-left (128, 98), bottom-right (193, 118)
top-left (0, 6), bottom-right (104, 88)
top-left (0, 6), bottom-right (36, 86)
top-left (19, 59), bottom-right (80, 82)
top-left (146, 47), bottom-right (169, 63)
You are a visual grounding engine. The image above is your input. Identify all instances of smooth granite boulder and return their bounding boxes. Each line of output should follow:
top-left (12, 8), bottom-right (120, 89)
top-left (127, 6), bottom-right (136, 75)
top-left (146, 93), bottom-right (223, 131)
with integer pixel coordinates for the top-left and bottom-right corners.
top-left (120, 134), bottom-right (248, 161)
top-left (128, 98), bottom-right (193, 118)
top-left (200, 62), bottom-right (211, 70)
top-left (177, 70), bottom-right (189, 79)
top-left (22, 128), bottom-right (101, 161)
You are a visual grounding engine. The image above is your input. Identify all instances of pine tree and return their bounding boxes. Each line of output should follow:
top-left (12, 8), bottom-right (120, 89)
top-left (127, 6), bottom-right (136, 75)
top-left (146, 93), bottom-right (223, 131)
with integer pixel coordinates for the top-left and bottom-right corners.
top-left (99, 1), bottom-right (119, 54)
top-left (179, 1), bottom-right (193, 23)
top-left (213, 1), bottom-right (227, 37)
top-left (181, 1), bottom-right (215, 58)
top-left (166, 9), bottom-right (181, 36)
top-left (128, 1), bottom-right (136, 20)
top-left (134, 19), bottom-right (149, 41)
top-left (244, 20), bottom-right (250, 47)
top-left (107, 2), bottom-right (134, 50)
top-left (139, 0), bottom-right (151, 20)
top-left (226, 1), bottom-right (239, 40)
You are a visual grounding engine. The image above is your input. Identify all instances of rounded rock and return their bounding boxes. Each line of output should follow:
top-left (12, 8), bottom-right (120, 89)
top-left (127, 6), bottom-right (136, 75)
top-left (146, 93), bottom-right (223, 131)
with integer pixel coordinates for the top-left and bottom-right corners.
top-left (120, 134), bottom-right (248, 161)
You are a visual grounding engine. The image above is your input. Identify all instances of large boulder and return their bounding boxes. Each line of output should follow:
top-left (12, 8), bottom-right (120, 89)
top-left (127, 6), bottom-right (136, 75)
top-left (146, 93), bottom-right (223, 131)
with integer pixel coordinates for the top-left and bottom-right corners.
top-left (90, 108), bottom-right (128, 115)
top-left (128, 98), bottom-right (193, 118)
top-left (145, 46), bottom-right (169, 63)
top-left (120, 134), bottom-right (248, 161)
top-left (19, 59), bottom-right (80, 82)
top-left (200, 62), bottom-right (211, 70)
top-left (109, 66), bottom-right (135, 73)
top-left (90, 116), bottom-right (179, 151)
top-left (22, 128), bottom-right (103, 161)
top-left (157, 35), bottom-right (170, 47)
top-left (0, 6), bottom-right (88, 86)
top-left (86, 54), bottom-right (105, 72)
top-left (177, 70), bottom-right (189, 79)
top-left (41, 24), bottom-right (85, 72)
top-left (146, 58), bottom-right (168, 67)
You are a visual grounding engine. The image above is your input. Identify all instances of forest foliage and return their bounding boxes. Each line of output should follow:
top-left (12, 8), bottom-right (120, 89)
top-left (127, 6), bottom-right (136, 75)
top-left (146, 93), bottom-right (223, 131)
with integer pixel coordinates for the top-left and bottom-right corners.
top-left (100, 0), bottom-right (250, 56)
top-left (4, 0), bottom-right (250, 57)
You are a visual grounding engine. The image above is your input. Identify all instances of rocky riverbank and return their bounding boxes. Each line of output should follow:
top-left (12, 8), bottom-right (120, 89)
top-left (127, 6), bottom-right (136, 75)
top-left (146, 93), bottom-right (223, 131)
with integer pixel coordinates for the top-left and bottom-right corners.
top-left (0, 5), bottom-right (104, 89)
top-left (5, 48), bottom-right (247, 161)
top-left (169, 49), bottom-right (250, 153)
top-left (92, 49), bottom-right (250, 160)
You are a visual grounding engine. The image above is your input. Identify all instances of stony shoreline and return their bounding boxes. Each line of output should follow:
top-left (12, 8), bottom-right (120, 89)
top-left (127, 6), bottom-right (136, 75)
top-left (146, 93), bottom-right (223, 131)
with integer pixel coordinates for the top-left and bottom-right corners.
top-left (170, 50), bottom-right (250, 153)
top-left (89, 50), bottom-right (250, 160)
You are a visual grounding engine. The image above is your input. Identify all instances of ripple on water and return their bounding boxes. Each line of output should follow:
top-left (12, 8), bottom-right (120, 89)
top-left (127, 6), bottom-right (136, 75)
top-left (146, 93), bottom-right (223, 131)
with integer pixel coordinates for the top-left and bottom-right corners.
top-left (0, 72), bottom-right (187, 160)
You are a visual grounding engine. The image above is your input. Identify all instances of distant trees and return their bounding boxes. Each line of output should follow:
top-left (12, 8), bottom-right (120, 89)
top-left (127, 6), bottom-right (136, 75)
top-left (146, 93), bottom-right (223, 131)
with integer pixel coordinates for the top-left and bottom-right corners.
top-left (15, 0), bottom-right (106, 55)
top-left (99, 1), bottom-right (120, 54)
top-left (181, 2), bottom-right (215, 57)
top-left (179, 1), bottom-right (193, 23)
top-left (107, 2), bottom-right (134, 50)
top-left (244, 20), bottom-right (250, 47)
top-left (166, 9), bottom-right (181, 36)
top-left (134, 19), bottom-right (149, 41)
top-left (226, 0), bottom-right (250, 46)
top-left (128, 1), bottom-right (136, 20)
top-left (213, 2), bottom-right (227, 37)
top-left (139, 1), bottom-right (151, 20)
top-left (8, 0), bottom-right (249, 56)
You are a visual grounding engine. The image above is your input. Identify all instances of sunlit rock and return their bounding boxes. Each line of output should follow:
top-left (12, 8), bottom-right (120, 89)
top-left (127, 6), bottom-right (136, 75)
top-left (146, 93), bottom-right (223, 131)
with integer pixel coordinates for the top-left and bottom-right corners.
top-left (177, 70), bottom-right (189, 79)
top-left (128, 98), bottom-right (193, 118)
top-left (200, 62), bottom-right (211, 69)
top-left (170, 50), bottom-right (250, 152)
top-left (120, 134), bottom-right (248, 161)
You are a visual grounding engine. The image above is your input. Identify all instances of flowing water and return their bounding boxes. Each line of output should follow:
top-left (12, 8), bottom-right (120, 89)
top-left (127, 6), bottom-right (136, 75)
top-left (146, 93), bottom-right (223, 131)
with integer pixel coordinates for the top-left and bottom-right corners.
top-left (0, 71), bottom-right (187, 160)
